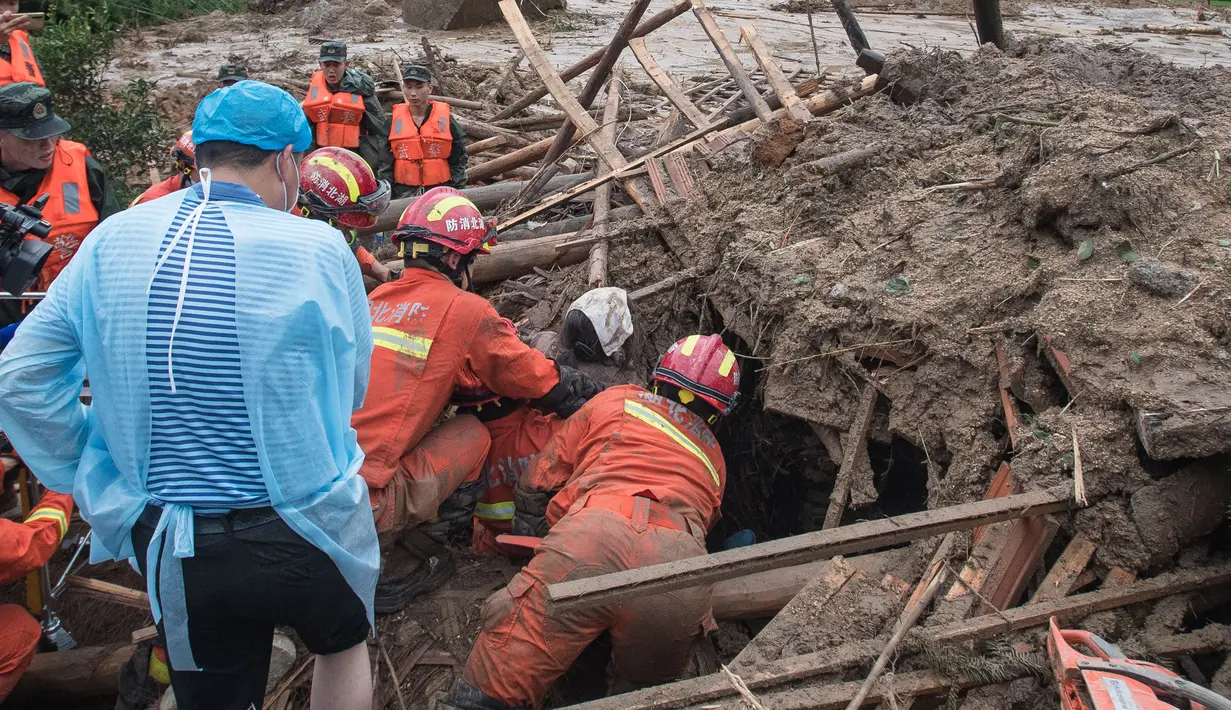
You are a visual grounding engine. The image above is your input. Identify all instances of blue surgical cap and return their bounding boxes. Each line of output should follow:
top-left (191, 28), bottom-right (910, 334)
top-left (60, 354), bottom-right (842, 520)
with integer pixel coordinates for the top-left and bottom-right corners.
top-left (192, 80), bottom-right (312, 152)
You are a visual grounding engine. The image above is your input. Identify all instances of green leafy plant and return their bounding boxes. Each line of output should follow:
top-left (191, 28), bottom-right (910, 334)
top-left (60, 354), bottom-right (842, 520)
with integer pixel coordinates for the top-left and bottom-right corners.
top-left (1077, 238), bottom-right (1095, 261)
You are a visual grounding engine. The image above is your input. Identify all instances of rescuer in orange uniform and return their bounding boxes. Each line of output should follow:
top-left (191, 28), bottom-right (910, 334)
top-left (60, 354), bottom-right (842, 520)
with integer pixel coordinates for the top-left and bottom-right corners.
top-left (353, 186), bottom-right (602, 612)
top-left (302, 42), bottom-right (391, 184)
top-left (389, 64), bottom-right (467, 199)
top-left (0, 1), bottom-right (43, 88)
top-left (444, 334), bottom-right (741, 710)
top-left (296, 146), bottom-right (396, 285)
top-left (0, 487), bottom-right (74, 700)
top-left (0, 83), bottom-right (117, 328)
top-left (129, 131), bottom-right (197, 207)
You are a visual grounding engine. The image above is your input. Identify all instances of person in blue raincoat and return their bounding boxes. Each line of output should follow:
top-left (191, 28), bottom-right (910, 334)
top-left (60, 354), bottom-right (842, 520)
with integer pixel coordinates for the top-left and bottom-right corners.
top-left (0, 80), bottom-right (378, 710)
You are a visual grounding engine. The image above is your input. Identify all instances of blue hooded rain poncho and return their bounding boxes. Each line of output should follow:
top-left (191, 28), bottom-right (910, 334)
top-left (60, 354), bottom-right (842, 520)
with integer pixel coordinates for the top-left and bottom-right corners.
top-left (0, 81), bottom-right (379, 671)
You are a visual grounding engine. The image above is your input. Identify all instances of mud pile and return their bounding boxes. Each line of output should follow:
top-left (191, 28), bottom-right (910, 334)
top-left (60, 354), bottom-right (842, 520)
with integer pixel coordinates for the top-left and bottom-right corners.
top-left (623, 36), bottom-right (1231, 573)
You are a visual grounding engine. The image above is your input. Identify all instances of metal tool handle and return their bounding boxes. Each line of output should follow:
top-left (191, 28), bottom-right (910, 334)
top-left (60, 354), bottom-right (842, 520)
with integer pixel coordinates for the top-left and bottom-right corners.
top-left (1078, 660), bottom-right (1231, 710)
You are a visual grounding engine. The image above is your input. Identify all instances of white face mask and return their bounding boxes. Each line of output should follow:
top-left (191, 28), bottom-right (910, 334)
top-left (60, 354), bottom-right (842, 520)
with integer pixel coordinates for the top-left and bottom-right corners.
top-left (275, 150), bottom-right (299, 213)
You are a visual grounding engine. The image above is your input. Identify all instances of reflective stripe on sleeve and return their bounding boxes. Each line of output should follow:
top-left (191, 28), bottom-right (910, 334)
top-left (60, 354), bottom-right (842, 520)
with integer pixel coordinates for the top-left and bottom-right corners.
top-left (26, 507), bottom-right (68, 540)
top-left (623, 399), bottom-right (719, 487)
top-left (475, 501), bottom-right (515, 521)
top-left (372, 326), bottom-right (432, 359)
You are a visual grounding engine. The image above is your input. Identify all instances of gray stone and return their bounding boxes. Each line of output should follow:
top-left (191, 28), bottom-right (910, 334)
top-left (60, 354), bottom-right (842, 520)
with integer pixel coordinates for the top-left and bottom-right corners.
top-left (402, 0), bottom-right (566, 30)
top-left (1126, 257), bottom-right (1201, 298)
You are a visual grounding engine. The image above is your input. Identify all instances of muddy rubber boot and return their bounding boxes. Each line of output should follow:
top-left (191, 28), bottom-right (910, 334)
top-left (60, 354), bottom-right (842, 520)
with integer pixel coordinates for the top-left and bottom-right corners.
top-left (439, 678), bottom-right (529, 710)
top-left (373, 525), bottom-right (455, 614)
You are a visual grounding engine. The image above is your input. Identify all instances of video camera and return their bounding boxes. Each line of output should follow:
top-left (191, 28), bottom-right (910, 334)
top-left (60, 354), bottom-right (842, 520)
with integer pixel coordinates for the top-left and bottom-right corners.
top-left (0, 195), bottom-right (53, 296)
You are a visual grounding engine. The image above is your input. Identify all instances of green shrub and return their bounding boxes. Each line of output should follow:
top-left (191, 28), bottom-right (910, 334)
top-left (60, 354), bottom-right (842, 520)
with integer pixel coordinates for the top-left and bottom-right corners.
top-left (33, 14), bottom-right (169, 204)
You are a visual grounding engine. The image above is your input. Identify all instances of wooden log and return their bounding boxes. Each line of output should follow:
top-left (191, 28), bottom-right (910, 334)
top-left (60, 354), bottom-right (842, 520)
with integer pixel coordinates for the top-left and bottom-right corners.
top-left (712, 550), bottom-right (904, 621)
top-left (787, 145), bottom-right (881, 180)
top-left (589, 70), bottom-right (621, 289)
top-left (1031, 533), bottom-right (1097, 603)
top-left (690, 0), bottom-right (774, 123)
top-left (7, 644), bottom-right (132, 703)
top-left (566, 562), bottom-right (1231, 710)
top-left (628, 37), bottom-right (710, 129)
top-left (973, 0), bottom-right (1006, 47)
top-left (629, 267), bottom-right (703, 301)
top-left (699, 74), bottom-right (878, 150)
top-left (739, 26), bottom-right (813, 124)
top-left (466, 135), bottom-right (508, 155)
top-left (362, 171), bottom-right (594, 235)
top-left (824, 385), bottom-right (879, 529)
top-left (493, 0), bottom-right (692, 120)
top-left (468, 136), bottom-right (558, 184)
top-left (1129, 23), bottom-right (1225, 35)
top-left (500, 0), bottom-right (657, 212)
top-left (454, 118), bottom-right (530, 148)
top-left (547, 486), bottom-right (1075, 612)
top-left (499, 204), bottom-right (641, 242)
top-left (471, 232), bottom-right (583, 284)
top-left (64, 575), bottom-right (149, 610)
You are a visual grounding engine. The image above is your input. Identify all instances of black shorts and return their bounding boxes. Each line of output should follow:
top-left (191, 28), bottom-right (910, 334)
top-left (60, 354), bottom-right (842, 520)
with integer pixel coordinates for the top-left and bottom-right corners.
top-left (132, 507), bottom-right (370, 710)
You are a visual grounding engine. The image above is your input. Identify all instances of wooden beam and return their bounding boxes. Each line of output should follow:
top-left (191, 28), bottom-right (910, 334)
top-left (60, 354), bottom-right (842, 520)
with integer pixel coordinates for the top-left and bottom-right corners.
top-left (8, 644), bottom-right (131, 703)
top-left (499, 0), bottom-right (657, 211)
top-left (824, 385), bottom-right (879, 529)
top-left (739, 26), bottom-right (813, 124)
top-left (468, 135), bottom-right (561, 184)
top-left (564, 563), bottom-right (1231, 710)
top-left (1030, 533), bottom-right (1097, 603)
top-left (589, 70), bottom-right (621, 289)
top-left (713, 550), bottom-right (906, 622)
top-left (493, 0), bottom-right (692, 120)
top-left (627, 37), bottom-right (709, 128)
top-left (701, 74), bottom-right (878, 147)
top-left (64, 575), bottom-right (149, 610)
top-left (466, 135), bottom-right (508, 155)
top-left (690, 0), bottom-right (774, 123)
top-left (472, 232), bottom-right (584, 284)
top-left (983, 515), bottom-right (1059, 611)
top-left (547, 487), bottom-right (1075, 611)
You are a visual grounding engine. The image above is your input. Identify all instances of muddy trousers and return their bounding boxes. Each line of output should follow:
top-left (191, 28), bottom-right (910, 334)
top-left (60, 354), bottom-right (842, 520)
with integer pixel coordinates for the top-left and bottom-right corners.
top-left (461, 506), bottom-right (713, 708)
top-left (0, 604), bottom-right (40, 701)
top-left (370, 415), bottom-right (492, 546)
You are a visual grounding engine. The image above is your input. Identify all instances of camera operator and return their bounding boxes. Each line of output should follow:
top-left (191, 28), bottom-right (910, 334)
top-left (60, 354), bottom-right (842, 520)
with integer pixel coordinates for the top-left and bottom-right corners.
top-left (0, 82), bottom-right (118, 327)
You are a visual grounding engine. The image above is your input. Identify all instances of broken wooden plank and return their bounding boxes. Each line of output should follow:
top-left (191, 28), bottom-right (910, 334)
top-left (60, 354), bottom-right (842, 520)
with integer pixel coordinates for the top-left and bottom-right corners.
top-left (690, 0), bottom-right (774, 123)
top-left (983, 514), bottom-right (1059, 611)
top-left (739, 26), bottom-right (813, 124)
top-left (64, 575), bottom-right (149, 610)
top-left (823, 385), bottom-right (879, 529)
top-left (547, 486), bottom-right (1075, 611)
top-left (566, 563), bottom-right (1231, 710)
top-left (1030, 533), bottom-right (1098, 603)
top-left (500, 0), bottom-right (657, 211)
top-left (1103, 567), bottom-right (1137, 588)
top-left (995, 342), bottom-right (1023, 449)
top-left (628, 37), bottom-right (710, 128)
top-left (494, 0), bottom-right (692, 120)
top-left (589, 70), bottom-right (621, 289)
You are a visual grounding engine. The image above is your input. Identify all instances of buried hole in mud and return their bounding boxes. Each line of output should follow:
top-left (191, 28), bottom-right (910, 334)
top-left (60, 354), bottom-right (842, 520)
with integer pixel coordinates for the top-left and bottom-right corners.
top-left (708, 389), bottom-right (933, 548)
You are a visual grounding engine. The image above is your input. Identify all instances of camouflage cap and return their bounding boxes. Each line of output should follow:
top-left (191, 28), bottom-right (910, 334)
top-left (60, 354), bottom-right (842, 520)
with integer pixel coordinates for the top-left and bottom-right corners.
top-left (400, 64), bottom-right (433, 83)
top-left (216, 63), bottom-right (249, 83)
top-left (319, 41), bottom-right (347, 63)
top-left (0, 82), bottom-right (71, 140)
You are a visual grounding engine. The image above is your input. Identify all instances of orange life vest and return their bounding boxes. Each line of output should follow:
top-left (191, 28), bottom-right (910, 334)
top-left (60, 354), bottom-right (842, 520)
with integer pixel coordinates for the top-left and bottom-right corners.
top-left (0, 141), bottom-right (99, 291)
top-left (302, 71), bottom-right (365, 149)
top-left (129, 175), bottom-right (186, 208)
top-left (389, 101), bottom-right (452, 188)
top-left (0, 30), bottom-right (44, 87)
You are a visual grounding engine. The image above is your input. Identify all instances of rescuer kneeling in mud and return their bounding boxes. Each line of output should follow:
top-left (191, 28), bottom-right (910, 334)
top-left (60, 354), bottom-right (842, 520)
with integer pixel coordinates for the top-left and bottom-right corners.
top-left (351, 186), bottom-right (604, 613)
top-left (444, 334), bottom-right (740, 710)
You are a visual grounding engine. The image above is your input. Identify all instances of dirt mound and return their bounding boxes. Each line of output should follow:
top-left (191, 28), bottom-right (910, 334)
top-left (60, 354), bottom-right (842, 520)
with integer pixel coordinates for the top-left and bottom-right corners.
top-left (644, 36), bottom-right (1231, 572)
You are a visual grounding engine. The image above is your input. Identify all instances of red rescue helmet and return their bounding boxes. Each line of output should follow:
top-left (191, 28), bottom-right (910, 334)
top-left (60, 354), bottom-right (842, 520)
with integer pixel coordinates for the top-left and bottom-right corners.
top-left (298, 147), bottom-right (391, 229)
top-left (391, 186), bottom-right (496, 258)
top-left (652, 334), bottom-right (740, 416)
top-left (170, 131), bottom-right (196, 172)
